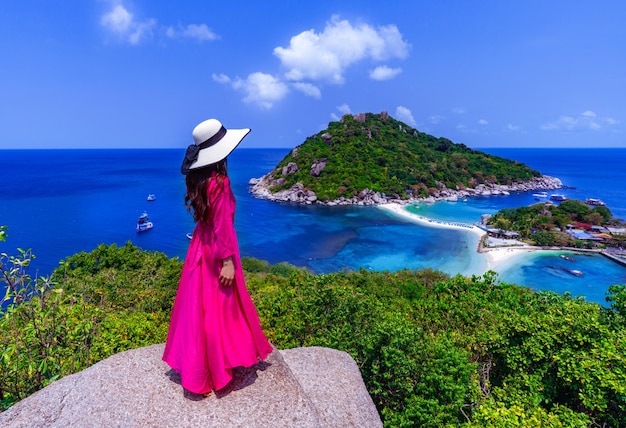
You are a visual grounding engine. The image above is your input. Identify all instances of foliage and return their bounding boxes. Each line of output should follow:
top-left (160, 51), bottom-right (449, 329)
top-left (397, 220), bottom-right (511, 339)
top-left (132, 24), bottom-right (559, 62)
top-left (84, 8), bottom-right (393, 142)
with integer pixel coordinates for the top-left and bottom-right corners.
top-left (262, 113), bottom-right (541, 201)
top-left (51, 242), bottom-right (181, 314)
top-left (0, 242), bottom-right (181, 410)
top-left (2, 241), bottom-right (626, 427)
top-left (248, 268), bottom-right (626, 427)
top-left (1, 247), bottom-right (97, 409)
top-left (487, 199), bottom-right (623, 247)
top-left (607, 285), bottom-right (626, 320)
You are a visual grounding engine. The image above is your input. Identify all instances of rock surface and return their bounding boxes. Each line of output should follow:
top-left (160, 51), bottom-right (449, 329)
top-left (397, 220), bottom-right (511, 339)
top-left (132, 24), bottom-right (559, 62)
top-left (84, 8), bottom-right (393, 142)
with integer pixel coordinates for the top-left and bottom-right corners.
top-left (0, 345), bottom-right (381, 428)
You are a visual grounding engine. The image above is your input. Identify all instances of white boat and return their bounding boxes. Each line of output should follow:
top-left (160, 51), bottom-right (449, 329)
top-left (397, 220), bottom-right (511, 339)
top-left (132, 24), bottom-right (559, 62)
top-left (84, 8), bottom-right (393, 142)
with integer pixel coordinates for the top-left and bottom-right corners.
top-left (585, 198), bottom-right (605, 206)
top-left (147, 194), bottom-right (156, 201)
top-left (136, 212), bottom-right (153, 232)
top-left (532, 192), bottom-right (548, 198)
top-left (186, 232), bottom-right (193, 240)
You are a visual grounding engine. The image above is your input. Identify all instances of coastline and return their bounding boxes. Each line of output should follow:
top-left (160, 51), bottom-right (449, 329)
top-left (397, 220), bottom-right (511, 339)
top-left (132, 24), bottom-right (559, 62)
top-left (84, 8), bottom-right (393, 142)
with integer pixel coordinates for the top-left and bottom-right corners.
top-left (377, 203), bottom-right (540, 274)
top-left (249, 173), bottom-right (563, 206)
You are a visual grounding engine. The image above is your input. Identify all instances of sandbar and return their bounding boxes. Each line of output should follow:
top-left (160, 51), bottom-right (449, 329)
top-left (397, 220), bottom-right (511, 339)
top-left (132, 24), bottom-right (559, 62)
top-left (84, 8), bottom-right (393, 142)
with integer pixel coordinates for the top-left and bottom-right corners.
top-left (378, 202), bottom-right (539, 273)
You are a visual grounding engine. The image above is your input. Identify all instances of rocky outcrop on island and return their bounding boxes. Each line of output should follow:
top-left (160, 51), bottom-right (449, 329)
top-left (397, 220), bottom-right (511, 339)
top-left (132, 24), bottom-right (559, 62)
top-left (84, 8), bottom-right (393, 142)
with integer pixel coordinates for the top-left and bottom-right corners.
top-left (0, 344), bottom-right (382, 428)
top-left (249, 174), bottom-right (563, 206)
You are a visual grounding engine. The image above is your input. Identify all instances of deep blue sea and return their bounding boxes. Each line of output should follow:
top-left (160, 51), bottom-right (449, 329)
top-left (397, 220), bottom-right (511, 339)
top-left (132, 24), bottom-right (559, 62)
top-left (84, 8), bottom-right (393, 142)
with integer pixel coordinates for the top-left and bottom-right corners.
top-left (1, 148), bottom-right (625, 306)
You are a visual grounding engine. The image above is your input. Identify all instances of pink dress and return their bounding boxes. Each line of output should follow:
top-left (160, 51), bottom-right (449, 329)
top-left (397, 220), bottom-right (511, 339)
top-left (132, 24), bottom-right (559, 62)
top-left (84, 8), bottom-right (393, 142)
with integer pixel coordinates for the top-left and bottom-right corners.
top-left (162, 174), bottom-right (273, 394)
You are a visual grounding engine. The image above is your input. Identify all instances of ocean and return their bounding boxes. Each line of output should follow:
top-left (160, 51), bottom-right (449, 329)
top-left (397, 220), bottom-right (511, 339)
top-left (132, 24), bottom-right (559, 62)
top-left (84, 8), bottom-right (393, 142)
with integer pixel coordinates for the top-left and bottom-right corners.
top-left (1, 148), bottom-right (625, 306)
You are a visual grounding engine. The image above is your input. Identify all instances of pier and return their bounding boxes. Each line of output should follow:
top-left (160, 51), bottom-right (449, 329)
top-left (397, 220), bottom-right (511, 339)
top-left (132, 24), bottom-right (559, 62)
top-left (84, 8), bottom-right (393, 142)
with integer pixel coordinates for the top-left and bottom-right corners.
top-left (600, 251), bottom-right (626, 268)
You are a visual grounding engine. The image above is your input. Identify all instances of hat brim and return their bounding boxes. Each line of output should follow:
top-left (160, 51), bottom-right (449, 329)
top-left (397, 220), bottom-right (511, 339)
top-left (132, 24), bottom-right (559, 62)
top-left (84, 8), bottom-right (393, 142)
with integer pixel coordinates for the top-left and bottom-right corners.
top-left (189, 128), bottom-right (250, 170)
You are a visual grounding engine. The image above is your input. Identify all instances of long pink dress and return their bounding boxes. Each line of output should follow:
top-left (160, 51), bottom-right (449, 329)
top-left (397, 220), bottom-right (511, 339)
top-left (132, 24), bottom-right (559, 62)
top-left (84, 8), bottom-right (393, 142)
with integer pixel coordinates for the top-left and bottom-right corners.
top-left (162, 174), bottom-right (273, 394)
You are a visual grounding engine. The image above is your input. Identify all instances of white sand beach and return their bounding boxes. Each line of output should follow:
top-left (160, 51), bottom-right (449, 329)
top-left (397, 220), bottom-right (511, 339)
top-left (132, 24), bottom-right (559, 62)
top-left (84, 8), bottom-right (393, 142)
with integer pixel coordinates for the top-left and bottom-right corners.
top-left (378, 203), bottom-right (539, 273)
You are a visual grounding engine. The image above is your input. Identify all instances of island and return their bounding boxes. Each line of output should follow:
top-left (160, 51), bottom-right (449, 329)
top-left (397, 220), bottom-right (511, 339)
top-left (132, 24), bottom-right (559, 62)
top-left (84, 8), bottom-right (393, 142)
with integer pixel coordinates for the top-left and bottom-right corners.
top-left (249, 111), bottom-right (562, 205)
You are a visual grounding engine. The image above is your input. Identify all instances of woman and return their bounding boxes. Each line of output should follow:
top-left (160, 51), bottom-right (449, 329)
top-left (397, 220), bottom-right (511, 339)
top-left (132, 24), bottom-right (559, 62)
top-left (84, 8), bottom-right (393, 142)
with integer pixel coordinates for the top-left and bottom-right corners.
top-left (163, 118), bottom-right (273, 395)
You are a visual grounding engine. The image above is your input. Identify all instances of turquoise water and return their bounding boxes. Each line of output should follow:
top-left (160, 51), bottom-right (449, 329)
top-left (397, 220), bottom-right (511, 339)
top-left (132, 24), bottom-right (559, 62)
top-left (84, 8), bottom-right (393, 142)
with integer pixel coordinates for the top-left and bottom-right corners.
top-left (405, 201), bottom-right (626, 304)
top-left (1, 148), bottom-right (625, 306)
top-left (493, 250), bottom-right (626, 304)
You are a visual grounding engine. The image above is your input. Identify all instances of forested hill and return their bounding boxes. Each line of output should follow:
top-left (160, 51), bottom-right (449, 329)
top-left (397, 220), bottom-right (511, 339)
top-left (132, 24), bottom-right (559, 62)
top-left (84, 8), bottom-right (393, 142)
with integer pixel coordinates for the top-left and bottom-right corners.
top-left (256, 112), bottom-right (542, 202)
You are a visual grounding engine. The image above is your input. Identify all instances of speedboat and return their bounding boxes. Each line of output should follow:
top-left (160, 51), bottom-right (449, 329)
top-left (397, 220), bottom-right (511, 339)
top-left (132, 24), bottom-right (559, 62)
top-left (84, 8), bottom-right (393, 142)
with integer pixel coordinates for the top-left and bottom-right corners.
top-left (550, 194), bottom-right (567, 201)
top-left (186, 232), bottom-right (193, 240)
top-left (136, 212), bottom-right (154, 232)
top-left (585, 198), bottom-right (605, 206)
top-left (568, 269), bottom-right (584, 277)
top-left (532, 192), bottom-right (548, 198)
top-left (147, 194), bottom-right (156, 201)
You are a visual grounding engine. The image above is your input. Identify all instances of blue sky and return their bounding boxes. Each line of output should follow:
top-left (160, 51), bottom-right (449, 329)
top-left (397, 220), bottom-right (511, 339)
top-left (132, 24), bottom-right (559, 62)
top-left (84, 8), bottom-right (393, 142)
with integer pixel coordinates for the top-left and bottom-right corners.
top-left (1, 1), bottom-right (625, 149)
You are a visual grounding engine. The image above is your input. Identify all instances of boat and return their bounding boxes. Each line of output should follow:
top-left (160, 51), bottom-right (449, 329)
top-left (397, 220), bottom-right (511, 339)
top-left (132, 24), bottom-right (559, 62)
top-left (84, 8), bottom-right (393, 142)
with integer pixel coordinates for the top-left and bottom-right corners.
top-left (532, 192), bottom-right (548, 198)
top-left (147, 194), bottom-right (156, 201)
top-left (186, 232), bottom-right (193, 240)
top-left (547, 265), bottom-right (584, 277)
top-left (550, 194), bottom-right (568, 201)
top-left (136, 212), bottom-right (153, 232)
top-left (560, 254), bottom-right (575, 262)
top-left (585, 198), bottom-right (605, 206)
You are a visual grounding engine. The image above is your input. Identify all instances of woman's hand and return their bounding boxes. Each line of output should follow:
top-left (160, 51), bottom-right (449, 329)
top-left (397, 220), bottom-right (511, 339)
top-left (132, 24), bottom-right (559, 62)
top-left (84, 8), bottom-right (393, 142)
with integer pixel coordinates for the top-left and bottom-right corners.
top-left (219, 256), bottom-right (235, 287)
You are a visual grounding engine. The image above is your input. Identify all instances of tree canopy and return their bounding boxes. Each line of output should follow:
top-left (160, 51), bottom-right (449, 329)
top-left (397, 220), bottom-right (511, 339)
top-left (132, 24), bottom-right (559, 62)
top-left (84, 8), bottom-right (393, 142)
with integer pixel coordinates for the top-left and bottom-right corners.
top-left (487, 199), bottom-right (618, 247)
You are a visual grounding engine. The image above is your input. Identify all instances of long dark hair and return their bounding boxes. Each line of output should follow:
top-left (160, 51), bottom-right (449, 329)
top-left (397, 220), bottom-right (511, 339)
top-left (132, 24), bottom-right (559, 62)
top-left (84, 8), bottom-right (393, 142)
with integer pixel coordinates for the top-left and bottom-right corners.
top-left (185, 159), bottom-right (228, 223)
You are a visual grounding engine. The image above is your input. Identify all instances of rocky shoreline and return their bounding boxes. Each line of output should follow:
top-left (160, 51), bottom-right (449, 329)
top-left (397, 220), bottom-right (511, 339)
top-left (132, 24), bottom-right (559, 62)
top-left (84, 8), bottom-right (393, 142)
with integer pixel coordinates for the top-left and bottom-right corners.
top-left (248, 174), bottom-right (563, 206)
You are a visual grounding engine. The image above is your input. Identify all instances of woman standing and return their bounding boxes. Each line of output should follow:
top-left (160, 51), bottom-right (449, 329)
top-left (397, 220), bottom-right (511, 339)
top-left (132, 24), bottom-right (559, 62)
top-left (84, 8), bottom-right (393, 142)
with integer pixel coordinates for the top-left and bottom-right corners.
top-left (163, 118), bottom-right (273, 395)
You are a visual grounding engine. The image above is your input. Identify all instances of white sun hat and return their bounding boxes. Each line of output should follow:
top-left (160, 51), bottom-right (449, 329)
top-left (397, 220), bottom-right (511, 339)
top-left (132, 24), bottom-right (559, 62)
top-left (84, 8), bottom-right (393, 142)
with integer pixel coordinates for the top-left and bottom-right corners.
top-left (180, 118), bottom-right (251, 174)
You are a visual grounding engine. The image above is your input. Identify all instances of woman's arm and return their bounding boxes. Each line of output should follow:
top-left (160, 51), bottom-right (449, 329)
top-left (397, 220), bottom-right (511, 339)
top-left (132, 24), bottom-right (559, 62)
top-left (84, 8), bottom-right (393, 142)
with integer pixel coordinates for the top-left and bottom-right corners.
top-left (219, 256), bottom-right (235, 286)
top-left (209, 176), bottom-right (237, 287)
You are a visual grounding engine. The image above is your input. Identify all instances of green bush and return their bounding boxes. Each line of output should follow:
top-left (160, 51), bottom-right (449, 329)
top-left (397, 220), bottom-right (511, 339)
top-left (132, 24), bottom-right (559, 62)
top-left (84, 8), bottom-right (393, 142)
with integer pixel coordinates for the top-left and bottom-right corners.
top-left (0, 243), bottom-right (181, 410)
top-left (2, 241), bottom-right (625, 426)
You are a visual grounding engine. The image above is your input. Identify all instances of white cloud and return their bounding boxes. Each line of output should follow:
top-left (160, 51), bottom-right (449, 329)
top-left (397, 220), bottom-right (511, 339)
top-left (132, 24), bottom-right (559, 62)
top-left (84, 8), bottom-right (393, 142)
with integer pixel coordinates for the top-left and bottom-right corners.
top-left (541, 110), bottom-right (618, 131)
top-left (101, 5), bottom-right (133, 34)
top-left (292, 82), bottom-right (321, 99)
top-left (369, 65), bottom-right (402, 81)
top-left (478, 119), bottom-right (488, 125)
top-left (101, 2), bottom-right (217, 45)
top-left (222, 72), bottom-right (289, 109)
top-left (166, 24), bottom-right (219, 41)
top-left (273, 15), bottom-right (410, 84)
top-left (395, 106), bottom-right (416, 126)
top-left (337, 104), bottom-right (352, 115)
top-left (128, 19), bottom-right (156, 45)
top-left (331, 104), bottom-right (352, 121)
top-left (582, 110), bottom-right (597, 118)
top-left (452, 107), bottom-right (466, 114)
top-left (212, 73), bottom-right (231, 84)
top-left (101, 3), bottom-right (156, 45)
top-left (428, 115), bottom-right (443, 124)
top-left (507, 124), bottom-right (521, 131)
